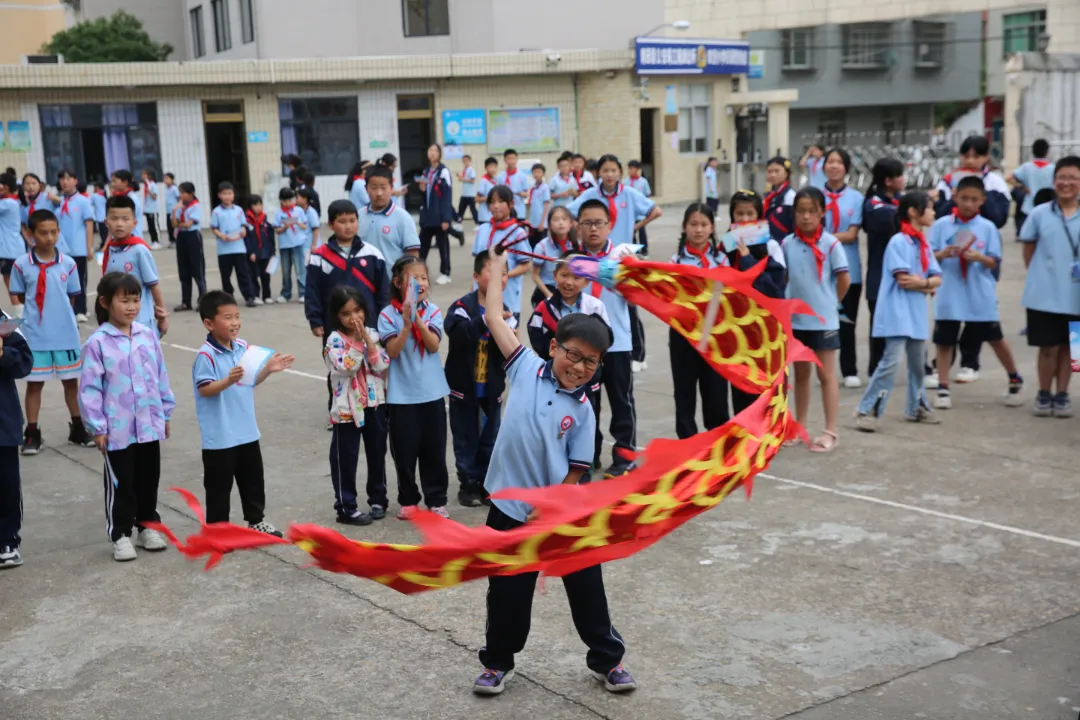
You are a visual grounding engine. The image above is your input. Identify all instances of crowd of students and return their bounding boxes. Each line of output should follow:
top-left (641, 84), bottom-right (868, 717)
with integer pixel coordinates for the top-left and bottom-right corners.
top-left (0, 134), bottom-right (1077, 697)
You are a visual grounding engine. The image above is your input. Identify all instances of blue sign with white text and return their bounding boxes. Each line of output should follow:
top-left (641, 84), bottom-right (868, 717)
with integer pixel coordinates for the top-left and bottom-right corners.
top-left (635, 38), bottom-right (750, 76)
top-left (442, 109), bottom-right (487, 145)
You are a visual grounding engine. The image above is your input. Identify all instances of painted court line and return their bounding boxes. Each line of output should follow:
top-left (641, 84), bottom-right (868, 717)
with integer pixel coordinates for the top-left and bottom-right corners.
top-left (162, 340), bottom-right (1079, 549)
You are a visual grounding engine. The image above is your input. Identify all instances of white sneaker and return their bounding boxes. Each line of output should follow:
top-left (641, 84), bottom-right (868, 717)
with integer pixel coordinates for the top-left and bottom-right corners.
top-left (0, 545), bottom-right (22, 569)
top-left (149, 242), bottom-right (163, 251)
top-left (76, 313), bottom-right (88, 324)
top-left (436, 274), bottom-right (452, 286)
top-left (252, 297), bottom-right (264, 306)
top-left (955, 367), bottom-right (979, 383)
top-left (248, 521), bottom-right (284, 538)
top-left (277, 296), bottom-right (289, 304)
top-left (135, 528), bottom-right (168, 552)
top-left (934, 391), bottom-right (952, 410)
top-left (430, 506), bottom-right (450, 519)
top-left (843, 375), bottom-right (862, 389)
top-left (924, 372), bottom-right (939, 390)
top-left (263, 297), bottom-right (275, 304)
top-left (631, 360), bottom-right (643, 373)
top-left (112, 536), bottom-right (137, 562)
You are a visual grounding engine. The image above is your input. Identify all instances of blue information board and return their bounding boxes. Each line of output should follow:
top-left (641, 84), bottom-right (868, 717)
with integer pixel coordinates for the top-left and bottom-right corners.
top-left (442, 109), bottom-right (487, 145)
top-left (635, 38), bottom-right (750, 76)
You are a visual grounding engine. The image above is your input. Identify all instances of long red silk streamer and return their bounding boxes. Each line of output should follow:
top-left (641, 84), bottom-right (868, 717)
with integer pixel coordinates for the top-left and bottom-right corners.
top-left (148, 256), bottom-right (815, 594)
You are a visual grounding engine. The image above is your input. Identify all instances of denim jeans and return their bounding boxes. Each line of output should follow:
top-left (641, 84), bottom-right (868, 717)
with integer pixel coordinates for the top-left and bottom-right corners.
top-left (280, 246), bottom-right (306, 300)
top-left (856, 336), bottom-right (927, 418)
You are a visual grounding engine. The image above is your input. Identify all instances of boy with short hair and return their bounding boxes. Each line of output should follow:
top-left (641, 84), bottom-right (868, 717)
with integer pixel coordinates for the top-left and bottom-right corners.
top-left (445, 251), bottom-right (515, 507)
top-left (527, 253), bottom-right (611, 359)
top-left (11, 210), bottom-right (93, 454)
top-left (626, 160), bottom-right (652, 254)
top-left (525, 163), bottom-right (551, 247)
top-left (0, 308), bottom-right (33, 568)
top-left (301, 171), bottom-right (321, 215)
top-left (210, 182), bottom-right (256, 308)
top-left (102, 195), bottom-right (168, 337)
top-left (172, 181), bottom-right (206, 312)
top-left (193, 290), bottom-right (294, 536)
top-left (456, 154), bottom-right (478, 223)
top-left (244, 194), bottom-right (276, 305)
top-left (496, 149), bottom-right (530, 220)
top-left (475, 157), bottom-right (498, 224)
top-left (473, 248), bottom-right (634, 696)
top-left (297, 188), bottom-right (321, 249)
top-left (163, 172), bottom-right (179, 247)
top-left (1007, 138), bottom-right (1055, 232)
top-left (930, 176), bottom-right (1023, 410)
top-left (358, 165), bottom-right (419, 275)
top-left (571, 153), bottom-right (596, 192)
top-left (273, 187), bottom-right (308, 304)
top-left (54, 169), bottom-right (96, 322)
top-left (550, 153), bottom-right (577, 209)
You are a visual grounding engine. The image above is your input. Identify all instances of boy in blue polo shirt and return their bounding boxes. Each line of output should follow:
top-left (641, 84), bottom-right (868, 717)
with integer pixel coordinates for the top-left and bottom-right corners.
top-left (456, 154), bottom-right (478, 223)
top-left (549, 154), bottom-right (577, 209)
top-left (273, 187), bottom-right (308, 304)
top-left (102, 195), bottom-right (168, 337)
top-left (297, 188), bottom-right (321, 249)
top-left (11, 210), bottom-right (93, 455)
top-left (163, 173), bottom-right (179, 247)
top-left (627, 160), bottom-right (652, 253)
top-left (496, 149), bottom-right (530, 220)
top-left (475, 157), bottom-right (498, 224)
top-left (54, 170), bottom-right (95, 323)
top-left (930, 176), bottom-right (1022, 410)
top-left (210, 182), bottom-right (256, 308)
top-left (193, 290), bottom-right (293, 535)
top-left (473, 248), bottom-right (634, 697)
top-left (1007, 139), bottom-right (1055, 230)
top-left (359, 165), bottom-right (420, 275)
top-left (525, 163), bottom-right (551, 246)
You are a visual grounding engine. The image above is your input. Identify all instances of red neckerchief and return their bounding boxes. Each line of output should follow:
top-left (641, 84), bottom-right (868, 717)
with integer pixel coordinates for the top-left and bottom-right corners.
top-left (824, 184), bottom-right (845, 232)
top-left (763, 182), bottom-right (790, 216)
top-left (26, 194), bottom-right (38, 215)
top-left (900, 221), bottom-right (930, 273)
top-left (487, 218), bottom-right (518, 249)
top-left (31, 251), bottom-right (61, 323)
top-left (528, 181), bottom-right (543, 205)
top-left (102, 235), bottom-right (149, 274)
top-left (505, 167), bottom-right (518, 180)
top-left (951, 207), bottom-right (977, 278)
top-left (599, 183), bottom-right (623, 228)
top-left (872, 193), bottom-right (900, 208)
top-left (482, 173), bottom-right (495, 185)
top-left (794, 226), bottom-right (826, 280)
top-left (178, 199), bottom-right (198, 226)
top-left (390, 299), bottom-right (428, 357)
top-left (586, 241), bottom-right (611, 298)
top-left (246, 209), bottom-right (267, 249)
top-left (1032, 159), bottom-right (1051, 168)
top-left (551, 233), bottom-right (573, 254)
top-left (60, 192), bottom-right (75, 216)
top-left (352, 175), bottom-right (364, 182)
top-left (685, 243), bottom-right (713, 268)
top-left (111, 189), bottom-right (128, 198)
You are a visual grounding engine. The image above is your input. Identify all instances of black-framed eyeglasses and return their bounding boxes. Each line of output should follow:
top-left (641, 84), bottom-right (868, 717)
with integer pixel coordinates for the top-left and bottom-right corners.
top-left (578, 220), bottom-right (609, 229)
top-left (558, 343), bottom-right (601, 371)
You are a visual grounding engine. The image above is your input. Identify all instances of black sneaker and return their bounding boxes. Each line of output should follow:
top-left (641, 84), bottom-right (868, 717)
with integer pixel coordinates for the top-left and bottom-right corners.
top-left (336, 511), bottom-right (373, 526)
top-left (173, 304), bottom-right (192, 312)
top-left (457, 486), bottom-right (485, 507)
top-left (68, 420), bottom-right (96, 448)
top-left (369, 505), bottom-right (387, 520)
top-left (245, 298), bottom-right (257, 308)
top-left (21, 427), bottom-right (41, 456)
top-left (603, 463), bottom-right (632, 479)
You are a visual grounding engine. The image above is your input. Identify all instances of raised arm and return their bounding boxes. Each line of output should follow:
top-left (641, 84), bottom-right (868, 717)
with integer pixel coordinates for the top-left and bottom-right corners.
top-left (483, 250), bottom-right (522, 358)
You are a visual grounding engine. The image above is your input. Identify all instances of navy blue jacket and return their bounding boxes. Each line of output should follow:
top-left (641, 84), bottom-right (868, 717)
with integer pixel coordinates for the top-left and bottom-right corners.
top-left (0, 315), bottom-right (32, 447)
top-left (732, 251), bottom-right (787, 299)
top-left (419, 163), bottom-right (454, 228)
top-left (444, 290), bottom-right (510, 404)
top-left (764, 184), bottom-right (795, 242)
top-left (304, 237), bottom-right (389, 331)
top-left (243, 214), bottom-right (276, 261)
top-left (933, 170), bottom-right (1010, 229)
top-left (862, 192), bottom-right (901, 303)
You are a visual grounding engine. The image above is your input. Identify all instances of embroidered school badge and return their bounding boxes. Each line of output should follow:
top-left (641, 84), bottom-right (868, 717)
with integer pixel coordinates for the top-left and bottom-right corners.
top-left (558, 415), bottom-right (574, 439)
top-left (60, 273), bottom-right (68, 282)
top-left (360, 258), bottom-right (368, 267)
top-left (382, 226), bottom-right (391, 234)
top-left (124, 262), bottom-right (134, 273)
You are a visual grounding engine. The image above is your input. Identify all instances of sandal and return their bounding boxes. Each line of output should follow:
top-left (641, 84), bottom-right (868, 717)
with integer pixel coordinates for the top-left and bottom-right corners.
top-left (782, 437), bottom-right (803, 448)
top-left (809, 430), bottom-right (839, 453)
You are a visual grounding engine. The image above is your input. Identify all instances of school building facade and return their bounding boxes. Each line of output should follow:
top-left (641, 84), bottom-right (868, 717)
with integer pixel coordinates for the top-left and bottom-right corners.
top-left (0, 48), bottom-right (795, 226)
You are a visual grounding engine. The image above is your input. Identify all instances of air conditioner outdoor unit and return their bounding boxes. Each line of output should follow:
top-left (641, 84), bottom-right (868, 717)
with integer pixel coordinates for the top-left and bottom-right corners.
top-left (22, 54), bottom-right (64, 65)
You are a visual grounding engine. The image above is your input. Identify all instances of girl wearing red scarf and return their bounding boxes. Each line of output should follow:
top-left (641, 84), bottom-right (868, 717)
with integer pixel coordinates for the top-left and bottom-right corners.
top-left (529, 206), bottom-right (580, 305)
top-left (855, 192), bottom-right (942, 432)
top-left (762, 156), bottom-right (795, 243)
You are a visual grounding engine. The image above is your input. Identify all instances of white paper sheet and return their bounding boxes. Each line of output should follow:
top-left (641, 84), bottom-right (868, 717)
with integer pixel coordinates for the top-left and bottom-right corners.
top-left (265, 255), bottom-right (280, 276)
top-left (237, 345), bottom-right (274, 387)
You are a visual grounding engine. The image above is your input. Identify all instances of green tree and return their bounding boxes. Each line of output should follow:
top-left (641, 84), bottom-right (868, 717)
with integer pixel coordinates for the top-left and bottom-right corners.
top-left (41, 10), bottom-right (172, 62)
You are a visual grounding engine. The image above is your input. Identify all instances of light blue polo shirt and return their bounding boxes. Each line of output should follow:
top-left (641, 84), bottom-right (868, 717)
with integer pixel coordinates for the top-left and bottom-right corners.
top-left (349, 178), bottom-right (370, 209)
top-left (56, 192), bottom-right (95, 258)
top-left (628, 175), bottom-right (652, 197)
top-left (584, 240), bottom-right (631, 352)
top-left (930, 214), bottom-right (1002, 322)
top-left (822, 185), bottom-right (864, 284)
top-left (21, 195), bottom-right (56, 229)
top-left (460, 166), bottom-right (476, 197)
top-left (164, 185), bottom-right (180, 217)
top-left (0, 197), bottom-right (22, 259)
top-left (807, 157), bottom-right (827, 190)
top-left (10, 251), bottom-right (80, 351)
top-left (532, 235), bottom-right (578, 287)
top-left (377, 301), bottom-right (451, 404)
top-left (304, 206), bottom-right (320, 247)
top-left (496, 168), bottom-right (531, 219)
top-left (549, 173), bottom-right (576, 208)
top-left (783, 231), bottom-right (849, 331)
top-left (671, 245), bottom-right (730, 268)
top-left (568, 184), bottom-right (655, 247)
top-left (475, 174), bottom-right (496, 222)
top-left (484, 345), bottom-right (597, 522)
top-left (91, 192), bottom-right (107, 223)
top-left (175, 200), bottom-right (202, 231)
top-left (210, 204), bottom-right (247, 256)
top-left (273, 205), bottom-right (307, 250)
top-left (473, 223), bottom-right (529, 313)
top-left (1014, 160), bottom-right (1056, 215)
top-left (126, 189), bottom-right (143, 219)
top-left (193, 335), bottom-right (261, 450)
top-left (359, 203), bottom-right (420, 276)
top-left (104, 242), bottom-right (159, 331)
top-left (703, 166), bottom-right (718, 199)
top-left (1019, 202), bottom-right (1080, 316)
top-left (526, 182), bottom-right (551, 228)
top-left (871, 233), bottom-right (942, 341)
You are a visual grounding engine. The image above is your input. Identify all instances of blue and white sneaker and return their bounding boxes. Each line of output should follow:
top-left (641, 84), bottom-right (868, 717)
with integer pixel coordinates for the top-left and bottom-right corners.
top-left (1052, 392), bottom-right (1073, 419)
top-left (592, 664), bottom-right (637, 692)
top-left (0, 545), bottom-right (22, 569)
top-left (1033, 391), bottom-right (1053, 417)
top-left (473, 668), bottom-right (514, 695)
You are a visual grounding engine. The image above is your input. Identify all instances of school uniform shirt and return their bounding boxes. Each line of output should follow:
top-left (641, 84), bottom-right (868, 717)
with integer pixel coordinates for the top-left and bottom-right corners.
top-left (573, 170), bottom-right (597, 193)
top-left (78, 321), bottom-right (175, 451)
top-left (118, 189), bottom-right (142, 220)
top-left (174, 200), bottom-right (202, 237)
top-left (377, 300), bottom-right (451, 405)
top-left (273, 205), bottom-right (308, 250)
top-left (527, 292), bottom-right (611, 362)
top-left (305, 238), bottom-right (389, 331)
top-left (1018, 202), bottom-right (1080, 316)
top-left (549, 172), bottom-right (577, 208)
top-left (862, 193), bottom-right (901, 304)
top-left (496, 167), bottom-right (531, 219)
top-left (56, 192), bottom-right (95, 258)
top-left (782, 230), bottom-right (850, 331)
top-left (210, 204), bottom-right (247, 256)
top-left (763, 183), bottom-right (796, 243)
top-left (103, 241), bottom-right (159, 331)
top-left (568, 184), bottom-right (655, 247)
top-left (475, 173), bottom-right (497, 223)
top-left (0, 195), bottom-right (23, 259)
top-left (483, 344), bottom-right (596, 523)
top-left (703, 166), bottom-right (718, 199)
top-left (359, 203), bottom-right (420, 276)
top-left (472, 221), bottom-right (530, 314)
top-left (444, 289), bottom-right (514, 403)
top-left (871, 232), bottom-right (942, 341)
top-left (628, 175), bottom-right (652, 197)
top-left (934, 168), bottom-right (1010, 229)
top-left (526, 182), bottom-right (551, 229)
top-left (142, 183), bottom-right (158, 216)
top-left (10, 251), bottom-right (80, 351)
top-left (323, 330), bottom-right (389, 427)
top-left (420, 164), bottom-right (455, 228)
top-left (1013, 160), bottom-right (1056, 215)
top-left (192, 335), bottom-right (261, 450)
top-left (349, 177), bottom-right (371, 210)
top-left (243, 213), bottom-right (276, 261)
top-left (164, 185), bottom-right (180, 218)
top-left (929, 213), bottom-right (1002, 322)
top-left (460, 166), bottom-right (476, 200)
top-left (532, 234), bottom-right (578, 287)
top-left (671, 244), bottom-right (731, 268)
top-left (91, 191), bottom-right (107, 224)
top-left (21, 195), bottom-right (56, 229)
top-left (822, 185), bottom-right (865, 284)
top-left (584, 240), bottom-right (631, 352)
top-left (806, 157), bottom-right (827, 190)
